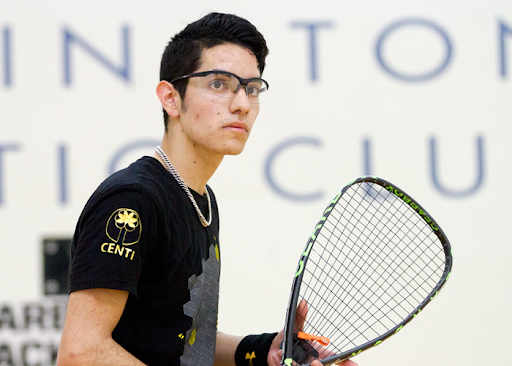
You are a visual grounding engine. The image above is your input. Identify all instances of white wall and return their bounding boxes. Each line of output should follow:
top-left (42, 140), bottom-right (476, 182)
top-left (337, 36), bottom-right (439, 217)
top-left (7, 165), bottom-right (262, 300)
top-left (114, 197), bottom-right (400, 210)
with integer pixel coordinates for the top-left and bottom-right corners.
top-left (0, 0), bottom-right (511, 365)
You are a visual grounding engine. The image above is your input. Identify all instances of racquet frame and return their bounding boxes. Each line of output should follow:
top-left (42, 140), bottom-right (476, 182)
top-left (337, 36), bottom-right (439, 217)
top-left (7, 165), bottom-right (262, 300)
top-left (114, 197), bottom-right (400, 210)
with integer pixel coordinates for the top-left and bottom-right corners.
top-left (281, 176), bottom-right (453, 366)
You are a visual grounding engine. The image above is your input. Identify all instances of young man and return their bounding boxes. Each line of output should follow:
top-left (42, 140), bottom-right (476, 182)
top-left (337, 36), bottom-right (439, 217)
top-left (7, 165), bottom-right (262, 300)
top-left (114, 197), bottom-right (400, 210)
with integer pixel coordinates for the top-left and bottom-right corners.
top-left (57, 12), bottom-right (358, 366)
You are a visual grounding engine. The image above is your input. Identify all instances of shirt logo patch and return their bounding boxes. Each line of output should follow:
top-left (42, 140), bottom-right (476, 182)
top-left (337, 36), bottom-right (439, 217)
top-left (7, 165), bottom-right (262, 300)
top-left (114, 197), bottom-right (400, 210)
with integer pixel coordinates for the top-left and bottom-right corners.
top-left (101, 209), bottom-right (141, 261)
top-left (106, 208), bottom-right (141, 245)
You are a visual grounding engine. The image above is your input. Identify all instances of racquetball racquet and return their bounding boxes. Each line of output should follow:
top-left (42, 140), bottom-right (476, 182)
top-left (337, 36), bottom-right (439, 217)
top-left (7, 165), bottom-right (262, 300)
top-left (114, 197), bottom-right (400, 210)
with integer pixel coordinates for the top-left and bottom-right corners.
top-left (280, 176), bottom-right (452, 366)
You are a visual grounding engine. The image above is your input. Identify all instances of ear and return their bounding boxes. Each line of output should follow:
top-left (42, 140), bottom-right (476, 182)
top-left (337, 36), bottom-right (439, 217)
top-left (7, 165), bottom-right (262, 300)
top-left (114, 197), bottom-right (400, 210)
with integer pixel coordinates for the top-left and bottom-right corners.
top-left (156, 81), bottom-right (182, 118)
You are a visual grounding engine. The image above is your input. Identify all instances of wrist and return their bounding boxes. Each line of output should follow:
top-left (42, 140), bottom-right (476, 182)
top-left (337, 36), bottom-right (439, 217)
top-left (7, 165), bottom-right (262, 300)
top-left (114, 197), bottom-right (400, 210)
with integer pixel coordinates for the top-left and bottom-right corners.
top-left (235, 332), bottom-right (278, 366)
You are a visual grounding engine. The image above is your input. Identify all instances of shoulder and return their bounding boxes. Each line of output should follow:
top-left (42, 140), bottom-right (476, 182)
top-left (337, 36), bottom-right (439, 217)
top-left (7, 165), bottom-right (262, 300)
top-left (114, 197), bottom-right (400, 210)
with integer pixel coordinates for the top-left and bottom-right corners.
top-left (76, 157), bottom-right (176, 228)
top-left (89, 157), bottom-right (177, 204)
top-left (101, 156), bottom-right (166, 191)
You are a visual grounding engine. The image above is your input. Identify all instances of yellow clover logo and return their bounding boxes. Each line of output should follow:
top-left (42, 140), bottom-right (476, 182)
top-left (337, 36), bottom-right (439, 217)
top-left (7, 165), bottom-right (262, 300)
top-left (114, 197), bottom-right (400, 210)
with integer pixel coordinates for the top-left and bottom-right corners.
top-left (106, 208), bottom-right (141, 245)
top-left (115, 210), bottom-right (139, 230)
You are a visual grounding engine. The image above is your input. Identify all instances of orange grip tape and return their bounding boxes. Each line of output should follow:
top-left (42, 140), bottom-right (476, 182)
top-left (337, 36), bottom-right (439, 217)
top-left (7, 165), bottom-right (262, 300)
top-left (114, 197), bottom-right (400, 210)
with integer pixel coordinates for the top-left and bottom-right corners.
top-left (297, 331), bottom-right (330, 346)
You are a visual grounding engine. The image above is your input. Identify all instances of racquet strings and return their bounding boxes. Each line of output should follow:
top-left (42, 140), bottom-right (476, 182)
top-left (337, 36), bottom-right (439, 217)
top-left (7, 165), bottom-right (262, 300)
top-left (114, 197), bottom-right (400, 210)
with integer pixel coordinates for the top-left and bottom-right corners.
top-left (295, 182), bottom-right (447, 360)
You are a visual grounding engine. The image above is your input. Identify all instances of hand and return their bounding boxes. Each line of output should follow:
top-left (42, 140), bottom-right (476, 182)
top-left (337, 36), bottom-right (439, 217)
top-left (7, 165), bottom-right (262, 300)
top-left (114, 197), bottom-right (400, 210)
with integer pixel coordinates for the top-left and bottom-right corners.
top-left (267, 300), bottom-right (359, 366)
top-left (268, 331), bottom-right (358, 366)
top-left (267, 329), bottom-right (284, 366)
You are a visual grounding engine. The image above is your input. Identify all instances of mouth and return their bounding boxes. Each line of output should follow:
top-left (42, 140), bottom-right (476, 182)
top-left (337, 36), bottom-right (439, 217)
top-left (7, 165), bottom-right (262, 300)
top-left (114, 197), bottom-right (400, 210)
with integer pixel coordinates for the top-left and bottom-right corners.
top-left (223, 121), bottom-right (248, 133)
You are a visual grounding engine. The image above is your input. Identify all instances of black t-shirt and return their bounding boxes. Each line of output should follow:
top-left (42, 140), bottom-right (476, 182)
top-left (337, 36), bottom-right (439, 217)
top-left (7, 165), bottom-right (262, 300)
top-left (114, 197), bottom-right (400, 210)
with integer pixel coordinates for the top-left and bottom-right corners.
top-left (69, 156), bottom-right (220, 366)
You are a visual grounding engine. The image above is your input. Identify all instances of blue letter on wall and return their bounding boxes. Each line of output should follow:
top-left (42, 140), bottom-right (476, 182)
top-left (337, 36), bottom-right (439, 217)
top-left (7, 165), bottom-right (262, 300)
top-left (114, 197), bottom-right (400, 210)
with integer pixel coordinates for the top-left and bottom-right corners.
top-left (499, 20), bottom-right (512, 78)
top-left (291, 21), bottom-right (334, 82)
top-left (63, 25), bottom-right (131, 85)
top-left (264, 136), bottom-right (324, 202)
top-left (430, 136), bottom-right (484, 197)
top-left (376, 18), bottom-right (452, 82)
top-left (58, 144), bottom-right (68, 204)
top-left (2, 27), bottom-right (12, 87)
top-left (363, 138), bottom-right (372, 175)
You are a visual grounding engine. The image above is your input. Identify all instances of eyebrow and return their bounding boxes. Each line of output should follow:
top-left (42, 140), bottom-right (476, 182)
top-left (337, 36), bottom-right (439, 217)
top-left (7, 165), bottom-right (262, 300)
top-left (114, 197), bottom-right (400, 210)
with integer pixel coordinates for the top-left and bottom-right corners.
top-left (210, 69), bottom-right (233, 75)
top-left (210, 69), bottom-right (262, 80)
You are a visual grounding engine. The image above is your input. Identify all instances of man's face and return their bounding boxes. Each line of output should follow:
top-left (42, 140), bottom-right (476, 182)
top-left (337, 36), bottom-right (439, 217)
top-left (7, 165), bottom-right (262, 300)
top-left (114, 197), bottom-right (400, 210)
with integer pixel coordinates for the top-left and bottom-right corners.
top-left (176, 43), bottom-right (262, 158)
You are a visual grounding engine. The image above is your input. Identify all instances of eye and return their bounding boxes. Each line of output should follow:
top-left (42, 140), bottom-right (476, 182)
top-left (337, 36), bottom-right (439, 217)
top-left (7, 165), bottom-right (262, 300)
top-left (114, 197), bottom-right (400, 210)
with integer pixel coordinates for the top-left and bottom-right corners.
top-left (246, 86), bottom-right (260, 97)
top-left (246, 81), bottom-right (263, 97)
top-left (207, 74), bottom-right (232, 92)
top-left (210, 80), bottom-right (226, 90)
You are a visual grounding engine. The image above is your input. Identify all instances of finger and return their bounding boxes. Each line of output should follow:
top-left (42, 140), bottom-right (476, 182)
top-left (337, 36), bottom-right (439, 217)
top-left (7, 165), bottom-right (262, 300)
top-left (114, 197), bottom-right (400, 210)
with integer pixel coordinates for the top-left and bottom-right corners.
top-left (268, 331), bottom-right (284, 366)
top-left (267, 349), bottom-right (282, 366)
top-left (273, 329), bottom-right (284, 345)
top-left (294, 299), bottom-right (308, 332)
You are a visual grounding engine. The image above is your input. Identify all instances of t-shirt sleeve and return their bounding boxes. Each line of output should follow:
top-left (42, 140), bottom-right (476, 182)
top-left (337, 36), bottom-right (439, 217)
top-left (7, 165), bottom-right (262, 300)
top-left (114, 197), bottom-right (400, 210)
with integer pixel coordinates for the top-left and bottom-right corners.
top-left (69, 186), bottom-right (158, 296)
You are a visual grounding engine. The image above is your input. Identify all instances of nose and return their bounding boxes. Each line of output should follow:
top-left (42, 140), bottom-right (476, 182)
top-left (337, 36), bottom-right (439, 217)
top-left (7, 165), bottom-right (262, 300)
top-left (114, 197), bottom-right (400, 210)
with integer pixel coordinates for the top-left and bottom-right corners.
top-left (230, 87), bottom-right (252, 114)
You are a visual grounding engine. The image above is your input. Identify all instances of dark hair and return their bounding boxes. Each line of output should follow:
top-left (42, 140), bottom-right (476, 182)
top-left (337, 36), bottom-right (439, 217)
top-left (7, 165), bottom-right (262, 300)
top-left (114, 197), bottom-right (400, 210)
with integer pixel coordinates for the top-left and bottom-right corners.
top-left (159, 12), bottom-right (269, 129)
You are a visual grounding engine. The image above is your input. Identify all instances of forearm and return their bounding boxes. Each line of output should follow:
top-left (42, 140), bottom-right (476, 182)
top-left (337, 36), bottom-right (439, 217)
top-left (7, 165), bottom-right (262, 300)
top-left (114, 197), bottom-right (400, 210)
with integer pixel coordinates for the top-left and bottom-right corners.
top-left (215, 332), bottom-right (244, 366)
top-left (57, 289), bottom-right (145, 366)
top-left (57, 333), bottom-right (146, 366)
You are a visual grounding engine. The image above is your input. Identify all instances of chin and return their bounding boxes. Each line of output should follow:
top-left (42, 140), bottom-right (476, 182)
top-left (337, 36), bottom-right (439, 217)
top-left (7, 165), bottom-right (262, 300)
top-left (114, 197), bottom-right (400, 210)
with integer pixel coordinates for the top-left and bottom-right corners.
top-left (224, 148), bottom-right (245, 156)
top-left (223, 146), bottom-right (246, 156)
top-left (221, 140), bottom-right (248, 156)
top-left (226, 151), bottom-right (243, 156)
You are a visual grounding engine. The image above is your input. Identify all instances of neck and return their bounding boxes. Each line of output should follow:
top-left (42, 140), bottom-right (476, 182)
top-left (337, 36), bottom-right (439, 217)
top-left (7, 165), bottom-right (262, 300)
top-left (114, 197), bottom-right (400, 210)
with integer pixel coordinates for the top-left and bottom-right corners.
top-left (156, 132), bottom-right (224, 194)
